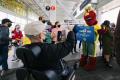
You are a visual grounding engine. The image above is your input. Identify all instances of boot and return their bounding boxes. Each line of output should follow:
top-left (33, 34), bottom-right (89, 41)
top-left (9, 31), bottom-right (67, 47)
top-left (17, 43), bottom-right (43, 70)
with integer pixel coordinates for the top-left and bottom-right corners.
top-left (105, 61), bottom-right (112, 68)
top-left (106, 63), bottom-right (112, 68)
top-left (80, 55), bottom-right (87, 67)
top-left (84, 57), bottom-right (97, 71)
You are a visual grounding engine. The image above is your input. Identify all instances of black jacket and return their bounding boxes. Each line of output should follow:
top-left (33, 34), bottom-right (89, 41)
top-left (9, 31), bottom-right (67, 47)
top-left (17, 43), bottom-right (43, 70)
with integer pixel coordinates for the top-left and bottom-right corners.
top-left (21, 31), bottom-right (75, 73)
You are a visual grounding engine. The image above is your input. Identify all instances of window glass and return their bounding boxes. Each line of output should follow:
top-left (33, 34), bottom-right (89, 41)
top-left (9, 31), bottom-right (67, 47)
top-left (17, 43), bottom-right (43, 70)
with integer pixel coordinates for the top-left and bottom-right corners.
top-left (101, 7), bottom-right (120, 24)
top-left (0, 11), bottom-right (7, 21)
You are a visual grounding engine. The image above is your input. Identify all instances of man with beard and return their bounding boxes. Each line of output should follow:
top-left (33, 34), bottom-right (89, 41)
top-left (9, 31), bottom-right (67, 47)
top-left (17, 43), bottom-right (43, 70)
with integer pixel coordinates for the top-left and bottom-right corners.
top-left (0, 18), bottom-right (12, 76)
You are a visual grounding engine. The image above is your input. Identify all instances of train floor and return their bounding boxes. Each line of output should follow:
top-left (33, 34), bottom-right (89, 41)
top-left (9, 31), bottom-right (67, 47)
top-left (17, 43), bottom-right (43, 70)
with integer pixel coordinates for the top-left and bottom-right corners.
top-left (75, 56), bottom-right (120, 80)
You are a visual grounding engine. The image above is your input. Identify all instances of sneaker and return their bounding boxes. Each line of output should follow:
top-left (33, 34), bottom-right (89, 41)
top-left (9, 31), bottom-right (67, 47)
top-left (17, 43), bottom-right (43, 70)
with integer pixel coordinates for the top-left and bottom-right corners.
top-left (106, 63), bottom-right (113, 68)
top-left (105, 61), bottom-right (113, 69)
top-left (75, 51), bottom-right (78, 53)
top-left (1, 70), bottom-right (6, 76)
top-left (11, 58), bottom-right (20, 62)
top-left (71, 51), bottom-right (74, 54)
top-left (1, 69), bottom-right (14, 76)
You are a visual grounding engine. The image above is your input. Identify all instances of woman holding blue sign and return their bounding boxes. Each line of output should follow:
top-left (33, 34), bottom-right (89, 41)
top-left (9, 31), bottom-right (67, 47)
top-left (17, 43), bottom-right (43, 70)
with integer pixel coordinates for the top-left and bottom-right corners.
top-left (79, 4), bottom-right (101, 71)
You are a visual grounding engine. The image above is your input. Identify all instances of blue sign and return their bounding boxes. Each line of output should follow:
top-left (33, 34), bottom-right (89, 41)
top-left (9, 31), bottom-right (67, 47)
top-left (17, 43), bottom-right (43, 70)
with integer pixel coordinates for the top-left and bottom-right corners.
top-left (76, 25), bottom-right (94, 43)
top-left (80, 0), bottom-right (91, 10)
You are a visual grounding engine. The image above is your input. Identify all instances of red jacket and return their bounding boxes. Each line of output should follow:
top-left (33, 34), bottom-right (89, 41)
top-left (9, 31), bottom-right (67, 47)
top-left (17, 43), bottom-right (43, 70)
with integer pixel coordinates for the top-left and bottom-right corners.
top-left (12, 29), bottom-right (23, 41)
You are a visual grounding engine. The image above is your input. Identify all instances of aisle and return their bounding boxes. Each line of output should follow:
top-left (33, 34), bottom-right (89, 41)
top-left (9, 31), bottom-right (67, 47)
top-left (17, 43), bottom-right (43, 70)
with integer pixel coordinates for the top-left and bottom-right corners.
top-left (75, 57), bottom-right (120, 80)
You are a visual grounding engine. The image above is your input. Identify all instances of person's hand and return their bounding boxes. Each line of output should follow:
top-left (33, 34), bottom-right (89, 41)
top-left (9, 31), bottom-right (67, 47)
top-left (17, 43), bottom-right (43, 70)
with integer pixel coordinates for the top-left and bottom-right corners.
top-left (39, 32), bottom-right (46, 43)
top-left (16, 38), bottom-right (20, 41)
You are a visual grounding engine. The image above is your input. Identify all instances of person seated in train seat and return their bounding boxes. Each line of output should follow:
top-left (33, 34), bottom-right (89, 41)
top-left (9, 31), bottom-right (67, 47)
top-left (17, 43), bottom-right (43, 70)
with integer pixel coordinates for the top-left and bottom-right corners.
top-left (18, 20), bottom-right (75, 74)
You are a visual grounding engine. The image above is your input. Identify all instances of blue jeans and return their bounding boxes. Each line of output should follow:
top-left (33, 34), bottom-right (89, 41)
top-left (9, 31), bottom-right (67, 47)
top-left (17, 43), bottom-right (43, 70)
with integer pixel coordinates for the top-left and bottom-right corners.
top-left (0, 45), bottom-right (8, 70)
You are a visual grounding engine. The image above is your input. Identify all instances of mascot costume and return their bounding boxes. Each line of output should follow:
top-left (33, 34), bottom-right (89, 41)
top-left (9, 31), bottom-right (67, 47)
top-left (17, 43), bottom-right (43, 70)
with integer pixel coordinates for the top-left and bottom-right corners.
top-left (80, 5), bottom-right (101, 71)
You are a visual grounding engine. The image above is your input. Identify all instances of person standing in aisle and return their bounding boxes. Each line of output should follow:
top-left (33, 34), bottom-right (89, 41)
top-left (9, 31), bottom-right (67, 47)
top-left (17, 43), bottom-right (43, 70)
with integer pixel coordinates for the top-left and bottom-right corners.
top-left (11, 24), bottom-right (23, 61)
top-left (99, 20), bottom-right (113, 68)
top-left (72, 25), bottom-right (79, 54)
top-left (51, 21), bottom-right (62, 44)
top-left (0, 18), bottom-right (12, 76)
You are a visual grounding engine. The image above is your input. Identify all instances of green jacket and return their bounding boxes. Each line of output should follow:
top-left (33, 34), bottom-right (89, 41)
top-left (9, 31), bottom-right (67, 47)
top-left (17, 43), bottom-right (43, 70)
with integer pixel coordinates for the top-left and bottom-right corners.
top-left (45, 32), bottom-right (52, 43)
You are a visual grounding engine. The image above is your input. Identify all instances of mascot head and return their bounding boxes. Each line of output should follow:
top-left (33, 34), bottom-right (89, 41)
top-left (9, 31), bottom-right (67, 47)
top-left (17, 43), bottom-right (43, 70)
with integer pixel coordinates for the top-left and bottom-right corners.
top-left (84, 4), bottom-right (98, 26)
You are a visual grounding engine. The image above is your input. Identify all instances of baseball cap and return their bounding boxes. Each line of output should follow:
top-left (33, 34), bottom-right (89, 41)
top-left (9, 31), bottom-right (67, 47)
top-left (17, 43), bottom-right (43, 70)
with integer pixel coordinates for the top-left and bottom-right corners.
top-left (24, 21), bottom-right (46, 36)
top-left (2, 18), bottom-right (12, 24)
